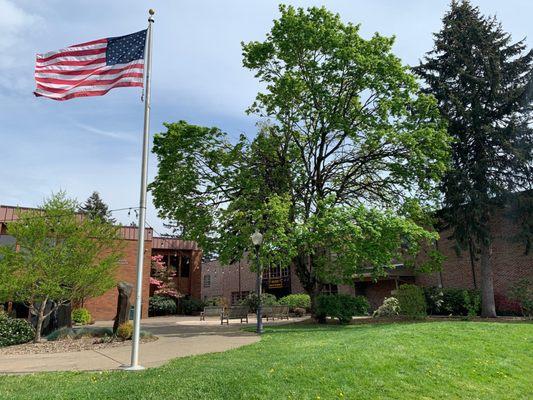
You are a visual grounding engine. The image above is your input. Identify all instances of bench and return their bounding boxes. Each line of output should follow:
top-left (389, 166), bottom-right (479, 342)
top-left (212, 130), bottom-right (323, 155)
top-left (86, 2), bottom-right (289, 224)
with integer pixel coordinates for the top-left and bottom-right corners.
top-left (263, 306), bottom-right (274, 321)
top-left (263, 305), bottom-right (290, 321)
top-left (200, 306), bottom-right (223, 321)
top-left (221, 306), bottom-right (249, 325)
top-left (275, 305), bottom-right (290, 320)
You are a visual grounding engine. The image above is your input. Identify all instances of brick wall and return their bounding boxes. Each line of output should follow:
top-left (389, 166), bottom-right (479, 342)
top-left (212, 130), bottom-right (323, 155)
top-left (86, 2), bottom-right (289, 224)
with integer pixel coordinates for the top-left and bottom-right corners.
top-left (416, 208), bottom-right (533, 312)
top-left (290, 265), bottom-right (306, 294)
top-left (201, 258), bottom-right (256, 303)
top-left (190, 250), bottom-right (203, 299)
top-left (85, 237), bottom-right (152, 321)
top-left (199, 207), bottom-right (531, 313)
top-left (151, 248), bottom-right (203, 300)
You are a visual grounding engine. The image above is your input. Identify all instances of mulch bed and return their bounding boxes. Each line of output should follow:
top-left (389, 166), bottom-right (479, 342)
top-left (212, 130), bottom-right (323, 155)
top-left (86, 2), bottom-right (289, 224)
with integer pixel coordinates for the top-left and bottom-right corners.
top-left (0, 336), bottom-right (158, 356)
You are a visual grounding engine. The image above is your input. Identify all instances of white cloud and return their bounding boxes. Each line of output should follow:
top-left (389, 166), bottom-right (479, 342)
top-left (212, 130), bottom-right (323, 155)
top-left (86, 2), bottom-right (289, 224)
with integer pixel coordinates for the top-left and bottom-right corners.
top-left (74, 122), bottom-right (137, 142)
top-left (0, 0), bottom-right (41, 53)
top-left (0, 1), bottom-right (44, 95)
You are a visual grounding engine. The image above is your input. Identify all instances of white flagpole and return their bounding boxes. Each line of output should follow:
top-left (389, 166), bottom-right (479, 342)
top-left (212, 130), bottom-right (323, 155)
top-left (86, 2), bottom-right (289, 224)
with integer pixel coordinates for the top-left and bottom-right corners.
top-left (123, 9), bottom-right (154, 371)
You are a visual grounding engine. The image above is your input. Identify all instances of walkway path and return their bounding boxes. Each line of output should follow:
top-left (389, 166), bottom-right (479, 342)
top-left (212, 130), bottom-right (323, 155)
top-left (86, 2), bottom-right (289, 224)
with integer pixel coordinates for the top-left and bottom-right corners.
top-left (0, 316), bottom-right (303, 374)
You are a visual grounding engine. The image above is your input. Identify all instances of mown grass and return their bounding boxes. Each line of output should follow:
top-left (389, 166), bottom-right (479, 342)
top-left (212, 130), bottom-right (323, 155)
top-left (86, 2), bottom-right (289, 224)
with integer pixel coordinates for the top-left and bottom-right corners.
top-left (0, 321), bottom-right (531, 399)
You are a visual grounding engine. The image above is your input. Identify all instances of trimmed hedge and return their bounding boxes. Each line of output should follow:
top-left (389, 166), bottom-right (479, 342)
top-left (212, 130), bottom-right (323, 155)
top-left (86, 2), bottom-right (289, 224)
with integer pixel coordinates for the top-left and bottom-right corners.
top-left (316, 294), bottom-right (369, 324)
top-left (278, 294), bottom-right (311, 311)
top-left (149, 296), bottom-right (177, 316)
top-left (397, 284), bottom-right (427, 318)
top-left (0, 313), bottom-right (35, 347)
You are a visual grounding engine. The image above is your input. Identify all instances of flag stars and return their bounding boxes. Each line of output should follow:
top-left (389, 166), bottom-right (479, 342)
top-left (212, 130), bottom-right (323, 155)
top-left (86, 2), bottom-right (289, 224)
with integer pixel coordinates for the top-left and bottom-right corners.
top-left (106, 29), bottom-right (146, 66)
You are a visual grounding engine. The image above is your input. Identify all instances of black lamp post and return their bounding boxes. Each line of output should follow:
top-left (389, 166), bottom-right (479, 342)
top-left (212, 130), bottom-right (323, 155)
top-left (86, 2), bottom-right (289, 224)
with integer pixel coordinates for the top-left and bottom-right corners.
top-left (251, 230), bottom-right (264, 334)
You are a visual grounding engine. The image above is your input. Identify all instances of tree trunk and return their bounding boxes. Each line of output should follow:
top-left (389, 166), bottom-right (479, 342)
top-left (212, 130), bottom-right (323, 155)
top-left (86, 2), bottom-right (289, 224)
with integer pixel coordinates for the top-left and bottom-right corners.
top-left (34, 298), bottom-right (48, 342)
top-left (309, 287), bottom-right (325, 323)
top-left (480, 242), bottom-right (496, 318)
top-left (293, 252), bottom-right (324, 322)
top-left (468, 238), bottom-right (477, 289)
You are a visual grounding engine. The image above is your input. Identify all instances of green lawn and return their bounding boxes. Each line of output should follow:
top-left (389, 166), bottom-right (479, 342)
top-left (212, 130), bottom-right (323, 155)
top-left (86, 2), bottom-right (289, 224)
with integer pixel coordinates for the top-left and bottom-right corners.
top-left (0, 321), bottom-right (531, 399)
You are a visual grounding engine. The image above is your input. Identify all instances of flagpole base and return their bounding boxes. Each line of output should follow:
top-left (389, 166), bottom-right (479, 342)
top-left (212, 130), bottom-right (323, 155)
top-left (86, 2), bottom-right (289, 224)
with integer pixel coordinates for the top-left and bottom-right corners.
top-left (119, 364), bottom-right (145, 371)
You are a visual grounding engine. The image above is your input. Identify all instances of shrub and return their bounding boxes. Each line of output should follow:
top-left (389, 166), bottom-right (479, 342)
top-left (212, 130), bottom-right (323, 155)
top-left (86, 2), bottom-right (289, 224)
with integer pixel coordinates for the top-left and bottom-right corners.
top-left (149, 295), bottom-right (177, 316)
top-left (47, 326), bottom-right (114, 341)
top-left (423, 287), bottom-right (444, 315)
top-left (240, 293), bottom-right (278, 313)
top-left (397, 284), bottom-right (427, 318)
top-left (117, 322), bottom-right (133, 340)
top-left (75, 326), bottom-right (113, 338)
top-left (140, 330), bottom-right (154, 339)
top-left (204, 296), bottom-right (228, 308)
top-left (279, 294), bottom-right (311, 311)
top-left (509, 279), bottom-right (533, 318)
top-left (0, 313), bottom-right (35, 347)
top-left (179, 297), bottom-right (204, 315)
top-left (71, 308), bottom-right (92, 325)
top-left (293, 307), bottom-right (306, 317)
top-left (463, 289), bottom-right (481, 319)
top-left (424, 287), bottom-right (481, 316)
top-left (316, 294), bottom-right (369, 324)
top-left (46, 327), bottom-right (76, 341)
top-left (373, 297), bottom-right (400, 318)
top-left (352, 296), bottom-right (371, 316)
top-left (494, 293), bottom-right (522, 316)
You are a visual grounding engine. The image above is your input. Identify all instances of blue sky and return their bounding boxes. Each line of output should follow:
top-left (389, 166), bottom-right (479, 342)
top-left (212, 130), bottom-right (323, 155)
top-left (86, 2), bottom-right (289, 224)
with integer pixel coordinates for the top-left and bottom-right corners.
top-left (0, 0), bottom-right (531, 234)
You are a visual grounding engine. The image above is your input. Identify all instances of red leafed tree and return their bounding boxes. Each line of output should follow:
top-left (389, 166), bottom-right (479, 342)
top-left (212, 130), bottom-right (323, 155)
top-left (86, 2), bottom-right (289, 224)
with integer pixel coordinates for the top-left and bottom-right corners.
top-left (150, 255), bottom-right (181, 298)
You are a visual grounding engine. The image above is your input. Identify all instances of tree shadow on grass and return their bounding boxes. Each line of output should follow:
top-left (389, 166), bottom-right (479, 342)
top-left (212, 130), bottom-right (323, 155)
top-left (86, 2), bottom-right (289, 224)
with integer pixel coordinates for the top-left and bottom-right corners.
top-left (254, 318), bottom-right (489, 336)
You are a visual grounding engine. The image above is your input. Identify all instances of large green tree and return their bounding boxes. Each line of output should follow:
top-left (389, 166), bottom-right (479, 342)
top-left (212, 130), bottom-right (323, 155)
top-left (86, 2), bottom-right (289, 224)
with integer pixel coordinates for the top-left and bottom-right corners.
top-left (0, 192), bottom-right (123, 341)
top-left (150, 5), bottom-right (450, 316)
top-left (415, 1), bottom-right (533, 317)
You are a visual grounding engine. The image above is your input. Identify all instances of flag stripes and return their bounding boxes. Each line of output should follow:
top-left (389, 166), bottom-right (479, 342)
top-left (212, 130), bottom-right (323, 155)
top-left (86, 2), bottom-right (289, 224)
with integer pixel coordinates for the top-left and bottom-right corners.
top-left (34, 30), bottom-right (146, 101)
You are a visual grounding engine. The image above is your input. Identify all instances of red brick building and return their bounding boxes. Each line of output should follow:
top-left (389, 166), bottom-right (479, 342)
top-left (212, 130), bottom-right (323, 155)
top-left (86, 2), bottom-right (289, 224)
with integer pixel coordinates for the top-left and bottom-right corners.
top-left (415, 208), bottom-right (532, 314)
top-left (202, 208), bottom-right (532, 313)
top-left (150, 237), bottom-right (202, 301)
top-left (0, 205), bottom-right (202, 321)
top-left (74, 235), bottom-right (202, 320)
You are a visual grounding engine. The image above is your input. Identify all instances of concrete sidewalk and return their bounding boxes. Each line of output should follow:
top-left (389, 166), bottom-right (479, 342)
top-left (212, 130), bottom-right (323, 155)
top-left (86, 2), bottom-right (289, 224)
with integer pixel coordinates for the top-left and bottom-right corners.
top-left (0, 315), bottom-right (304, 374)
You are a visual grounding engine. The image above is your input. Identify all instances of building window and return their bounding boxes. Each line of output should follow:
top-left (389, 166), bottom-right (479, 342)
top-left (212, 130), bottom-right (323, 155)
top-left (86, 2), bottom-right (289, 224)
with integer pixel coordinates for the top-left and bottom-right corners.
top-left (203, 274), bottom-right (211, 288)
top-left (270, 266), bottom-right (281, 278)
top-left (169, 255), bottom-right (179, 271)
top-left (164, 254), bottom-right (191, 278)
top-left (262, 265), bottom-right (290, 279)
top-left (180, 256), bottom-right (190, 277)
top-left (231, 291), bottom-right (249, 305)
top-left (322, 284), bottom-right (338, 295)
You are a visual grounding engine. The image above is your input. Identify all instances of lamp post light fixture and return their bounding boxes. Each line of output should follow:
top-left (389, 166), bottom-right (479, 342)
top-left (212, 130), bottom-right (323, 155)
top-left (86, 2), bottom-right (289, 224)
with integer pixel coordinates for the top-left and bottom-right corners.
top-left (251, 230), bottom-right (264, 334)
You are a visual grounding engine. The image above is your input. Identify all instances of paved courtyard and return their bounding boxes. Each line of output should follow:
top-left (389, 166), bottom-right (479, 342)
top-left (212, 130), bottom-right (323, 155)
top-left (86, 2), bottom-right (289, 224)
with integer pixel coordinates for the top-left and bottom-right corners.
top-left (0, 315), bottom-right (305, 374)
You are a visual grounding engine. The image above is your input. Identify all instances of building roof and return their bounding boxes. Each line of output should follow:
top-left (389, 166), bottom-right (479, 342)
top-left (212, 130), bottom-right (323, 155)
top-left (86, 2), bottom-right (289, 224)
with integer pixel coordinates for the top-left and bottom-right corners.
top-left (152, 236), bottom-right (199, 251)
top-left (0, 205), bottom-right (153, 241)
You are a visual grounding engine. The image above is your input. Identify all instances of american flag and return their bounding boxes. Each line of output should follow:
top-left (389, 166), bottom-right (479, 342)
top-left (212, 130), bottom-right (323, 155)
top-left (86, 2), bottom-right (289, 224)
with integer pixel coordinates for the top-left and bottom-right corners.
top-left (34, 30), bottom-right (147, 101)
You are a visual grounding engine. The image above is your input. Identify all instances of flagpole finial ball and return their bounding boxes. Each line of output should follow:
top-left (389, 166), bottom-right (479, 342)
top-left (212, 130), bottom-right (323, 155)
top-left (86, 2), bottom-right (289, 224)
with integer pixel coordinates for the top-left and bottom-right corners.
top-left (149, 9), bottom-right (155, 15)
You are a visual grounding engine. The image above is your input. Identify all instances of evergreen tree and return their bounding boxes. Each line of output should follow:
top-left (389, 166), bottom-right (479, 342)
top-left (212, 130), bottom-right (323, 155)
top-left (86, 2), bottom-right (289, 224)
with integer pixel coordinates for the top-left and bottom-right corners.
top-left (416, 1), bottom-right (533, 317)
top-left (79, 191), bottom-right (116, 223)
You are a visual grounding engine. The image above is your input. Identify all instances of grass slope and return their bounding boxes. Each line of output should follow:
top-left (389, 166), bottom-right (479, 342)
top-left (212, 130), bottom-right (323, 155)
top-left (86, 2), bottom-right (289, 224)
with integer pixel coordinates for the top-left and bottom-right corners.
top-left (0, 321), bottom-right (531, 400)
